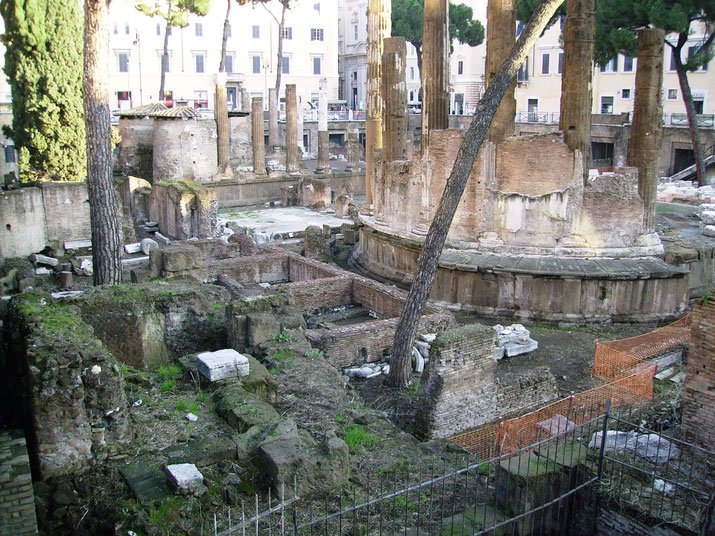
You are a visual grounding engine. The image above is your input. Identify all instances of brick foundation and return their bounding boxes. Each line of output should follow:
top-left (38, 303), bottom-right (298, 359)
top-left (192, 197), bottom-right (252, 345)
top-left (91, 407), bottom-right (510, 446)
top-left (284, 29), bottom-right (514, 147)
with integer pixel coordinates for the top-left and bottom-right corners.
top-left (0, 430), bottom-right (38, 536)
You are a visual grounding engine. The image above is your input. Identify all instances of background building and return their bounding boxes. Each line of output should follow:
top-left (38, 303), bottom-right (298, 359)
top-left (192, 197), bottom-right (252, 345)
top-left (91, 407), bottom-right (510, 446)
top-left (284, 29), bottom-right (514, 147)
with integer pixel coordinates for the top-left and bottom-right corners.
top-left (108, 0), bottom-right (339, 112)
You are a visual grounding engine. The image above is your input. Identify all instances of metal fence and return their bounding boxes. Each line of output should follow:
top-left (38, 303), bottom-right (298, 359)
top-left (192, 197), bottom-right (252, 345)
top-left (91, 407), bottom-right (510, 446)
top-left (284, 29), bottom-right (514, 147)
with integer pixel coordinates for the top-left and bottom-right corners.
top-left (209, 402), bottom-right (714, 536)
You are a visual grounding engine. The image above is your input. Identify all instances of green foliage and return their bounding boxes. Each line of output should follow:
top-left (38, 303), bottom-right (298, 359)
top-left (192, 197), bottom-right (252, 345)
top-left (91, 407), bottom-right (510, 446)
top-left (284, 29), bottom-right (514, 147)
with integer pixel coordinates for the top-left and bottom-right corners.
top-left (273, 348), bottom-right (297, 361)
top-left (135, 0), bottom-right (211, 28)
top-left (343, 425), bottom-right (378, 451)
top-left (305, 348), bottom-right (325, 358)
top-left (516, 0), bottom-right (565, 29)
top-left (160, 378), bottom-right (177, 392)
top-left (274, 331), bottom-right (293, 343)
top-left (158, 363), bottom-right (183, 379)
top-left (700, 289), bottom-right (712, 306)
top-left (391, 0), bottom-right (485, 60)
top-left (0, 0), bottom-right (87, 181)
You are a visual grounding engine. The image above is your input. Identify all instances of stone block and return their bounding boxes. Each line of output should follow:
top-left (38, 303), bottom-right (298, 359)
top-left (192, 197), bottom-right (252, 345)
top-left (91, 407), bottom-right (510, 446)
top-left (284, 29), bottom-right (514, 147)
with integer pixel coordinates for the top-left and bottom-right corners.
top-left (196, 349), bottom-right (249, 382)
top-left (161, 244), bottom-right (202, 273)
top-left (247, 312), bottom-right (281, 347)
top-left (165, 463), bottom-right (204, 495)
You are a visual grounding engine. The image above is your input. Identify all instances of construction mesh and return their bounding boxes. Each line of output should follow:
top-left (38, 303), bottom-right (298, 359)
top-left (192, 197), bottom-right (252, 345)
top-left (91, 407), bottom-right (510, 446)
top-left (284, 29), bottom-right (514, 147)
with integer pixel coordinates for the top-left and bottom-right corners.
top-left (450, 314), bottom-right (692, 458)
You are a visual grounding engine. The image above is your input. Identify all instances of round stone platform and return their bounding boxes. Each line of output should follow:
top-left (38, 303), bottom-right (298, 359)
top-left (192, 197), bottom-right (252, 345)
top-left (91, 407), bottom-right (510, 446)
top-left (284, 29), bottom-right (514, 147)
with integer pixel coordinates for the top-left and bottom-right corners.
top-left (353, 225), bottom-right (691, 323)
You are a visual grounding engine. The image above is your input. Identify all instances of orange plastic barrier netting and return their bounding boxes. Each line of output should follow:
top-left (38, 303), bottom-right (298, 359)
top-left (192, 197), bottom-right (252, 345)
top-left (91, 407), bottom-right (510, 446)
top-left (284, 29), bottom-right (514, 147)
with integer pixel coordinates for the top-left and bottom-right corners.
top-left (450, 314), bottom-right (691, 459)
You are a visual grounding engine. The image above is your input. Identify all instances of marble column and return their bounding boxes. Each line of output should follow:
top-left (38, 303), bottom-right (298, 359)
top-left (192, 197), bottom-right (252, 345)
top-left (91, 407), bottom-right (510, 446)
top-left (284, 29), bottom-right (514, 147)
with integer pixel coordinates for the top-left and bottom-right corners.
top-left (285, 84), bottom-right (299, 175)
top-left (214, 72), bottom-right (230, 174)
top-left (630, 28), bottom-right (665, 233)
top-left (382, 36), bottom-right (408, 162)
top-left (364, 0), bottom-right (391, 214)
top-left (316, 78), bottom-right (330, 174)
top-left (559, 0), bottom-right (596, 182)
top-left (268, 87), bottom-right (279, 150)
top-left (251, 97), bottom-right (266, 175)
top-left (421, 0), bottom-right (449, 152)
top-left (485, 0), bottom-right (516, 144)
top-left (345, 129), bottom-right (360, 172)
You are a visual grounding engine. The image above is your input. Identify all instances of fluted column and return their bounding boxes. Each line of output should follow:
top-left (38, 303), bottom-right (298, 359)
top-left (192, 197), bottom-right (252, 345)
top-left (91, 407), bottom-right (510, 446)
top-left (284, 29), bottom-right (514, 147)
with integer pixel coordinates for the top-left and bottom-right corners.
top-left (485, 0), bottom-right (516, 143)
top-left (421, 0), bottom-right (449, 152)
top-left (630, 28), bottom-right (665, 233)
top-left (252, 97), bottom-right (266, 175)
top-left (285, 84), bottom-right (299, 174)
top-left (364, 0), bottom-right (391, 214)
top-left (214, 72), bottom-right (230, 174)
top-left (382, 36), bottom-right (408, 162)
top-left (316, 78), bottom-right (330, 174)
top-left (559, 0), bottom-right (596, 182)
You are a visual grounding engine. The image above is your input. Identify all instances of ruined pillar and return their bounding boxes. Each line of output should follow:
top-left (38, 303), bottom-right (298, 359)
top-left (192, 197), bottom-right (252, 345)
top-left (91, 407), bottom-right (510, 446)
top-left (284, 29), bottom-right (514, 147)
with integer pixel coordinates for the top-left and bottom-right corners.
top-left (485, 0), bottom-right (516, 143)
top-left (382, 36), bottom-right (408, 162)
top-left (316, 78), bottom-right (330, 174)
top-left (297, 107), bottom-right (305, 154)
top-left (364, 0), bottom-right (391, 214)
top-left (346, 129), bottom-right (360, 172)
top-left (241, 88), bottom-right (250, 113)
top-left (252, 97), bottom-right (266, 175)
top-left (214, 72), bottom-right (230, 174)
top-left (268, 88), bottom-right (279, 150)
top-left (559, 0), bottom-right (596, 182)
top-left (421, 0), bottom-right (450, 152)
top-left (630, 28), bottom-right (665, 233)
top-left (285, 84), bottom-right (299, 175)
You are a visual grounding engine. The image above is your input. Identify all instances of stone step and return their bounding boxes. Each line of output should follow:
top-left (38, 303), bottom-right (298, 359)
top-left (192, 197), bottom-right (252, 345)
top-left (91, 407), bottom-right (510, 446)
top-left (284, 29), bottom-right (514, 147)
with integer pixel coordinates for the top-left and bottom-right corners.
top-left (669, 372), bottom-right (686, 384)
top-left (655, 367), bottom-right (676, 381)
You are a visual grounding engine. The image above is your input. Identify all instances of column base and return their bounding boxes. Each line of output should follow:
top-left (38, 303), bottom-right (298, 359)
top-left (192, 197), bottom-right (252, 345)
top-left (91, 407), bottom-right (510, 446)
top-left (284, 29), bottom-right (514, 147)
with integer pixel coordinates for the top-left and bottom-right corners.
top-left (412, 223), bottom-right (429, 236)
top-left (360, 204), bottom-right (374, 216)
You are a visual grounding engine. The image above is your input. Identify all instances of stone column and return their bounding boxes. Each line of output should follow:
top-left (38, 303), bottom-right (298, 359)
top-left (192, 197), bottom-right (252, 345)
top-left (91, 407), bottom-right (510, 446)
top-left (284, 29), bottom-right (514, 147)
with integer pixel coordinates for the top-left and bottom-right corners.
top-left (285, 84), bottom-right (299, 175)
top-left (297, 106), bottom-right (305, 154)
top-left (382, 36), bottom-right (408, 162)
top-left (421, 0), bottom-right (450, 152)
top-left (559, 0), bottom-right (596, 182)
top-left (364, 0), bottom-right (391, 214)
top-left (316, 78), bottom-right (330, 174)
top-left (214, 72), bottom-right (230, 174)
top-left (251, 97), bottom-right (266, 175)
top-left (268, 87), bottom-right (279, 150)
top-left (485, 0), bottom-right (516, 144)
top-left (241, 88), bottom-right (250, 113)
top-left (630, 28), bottom-right (665, 233)
top-left (346, 129), bottom-right (360, 172)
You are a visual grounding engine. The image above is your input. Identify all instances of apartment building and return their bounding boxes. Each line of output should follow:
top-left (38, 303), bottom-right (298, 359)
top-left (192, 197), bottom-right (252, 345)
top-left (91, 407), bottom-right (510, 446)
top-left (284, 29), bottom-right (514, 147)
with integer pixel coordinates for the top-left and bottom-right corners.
top-left (516, 18), bottom-right (714, 120)
top-left (108, 0), bottom-right (339, 112)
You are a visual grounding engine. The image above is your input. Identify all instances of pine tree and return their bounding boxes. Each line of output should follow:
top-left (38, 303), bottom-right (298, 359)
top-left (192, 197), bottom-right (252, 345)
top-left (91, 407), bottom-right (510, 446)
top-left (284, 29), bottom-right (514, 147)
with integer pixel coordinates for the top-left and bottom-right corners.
top-left (0, 0), bottom-right (87, 181)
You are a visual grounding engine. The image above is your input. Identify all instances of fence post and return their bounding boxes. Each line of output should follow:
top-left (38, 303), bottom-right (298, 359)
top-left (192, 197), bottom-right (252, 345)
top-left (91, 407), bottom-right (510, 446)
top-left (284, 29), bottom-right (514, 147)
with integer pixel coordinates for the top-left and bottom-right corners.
top-left (591, 398), bottom-right (612, 533)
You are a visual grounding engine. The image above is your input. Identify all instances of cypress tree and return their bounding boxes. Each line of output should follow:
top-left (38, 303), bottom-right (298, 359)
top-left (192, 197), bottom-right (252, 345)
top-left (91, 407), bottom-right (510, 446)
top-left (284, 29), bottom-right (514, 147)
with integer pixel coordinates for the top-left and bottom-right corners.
top-left (1, 0), bottom-right (87, 181)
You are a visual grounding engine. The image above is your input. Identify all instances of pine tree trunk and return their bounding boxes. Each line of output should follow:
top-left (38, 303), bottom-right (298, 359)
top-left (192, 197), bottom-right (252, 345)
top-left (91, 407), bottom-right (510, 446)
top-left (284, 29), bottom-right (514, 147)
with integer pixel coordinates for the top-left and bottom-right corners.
top-left (269, 2), bottom-right (288, 148)
top-left (159, 22), bottom-right (171, 100)
top-left (218, 0), bottom-right (230, 73)
top-left (384, 0), bottom-right (566, 388)
top-left (672, 37), bottom-right (707, 187)
top-left (84, 0), bottom-right (122, 286)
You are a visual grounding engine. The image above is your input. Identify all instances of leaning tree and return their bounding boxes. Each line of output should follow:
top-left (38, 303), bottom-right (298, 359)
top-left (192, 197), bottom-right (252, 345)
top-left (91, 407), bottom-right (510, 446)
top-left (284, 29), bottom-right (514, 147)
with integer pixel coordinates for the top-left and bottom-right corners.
top-left (385, 0), bottom-right (566, 388)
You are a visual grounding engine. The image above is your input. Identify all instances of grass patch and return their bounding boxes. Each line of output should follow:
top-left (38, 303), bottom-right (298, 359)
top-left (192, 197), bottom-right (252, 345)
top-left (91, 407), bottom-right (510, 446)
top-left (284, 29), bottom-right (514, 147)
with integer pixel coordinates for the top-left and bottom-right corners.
top-left (306, 348), bottom-right (325, 358)
top-left (158, 364), bottom-right (183, 379)
top-left (160, 379), bottom-right (178, 393)
top-left (343, 425), bottom-right (378, 451)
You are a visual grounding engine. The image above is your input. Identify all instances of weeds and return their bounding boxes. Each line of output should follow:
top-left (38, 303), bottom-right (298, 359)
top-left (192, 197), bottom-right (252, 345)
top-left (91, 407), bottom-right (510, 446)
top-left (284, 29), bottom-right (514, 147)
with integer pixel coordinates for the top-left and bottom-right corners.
top-left (275, 331), bottom-right (293, 343)
top-left (343, 425), bottom-right (378, 451)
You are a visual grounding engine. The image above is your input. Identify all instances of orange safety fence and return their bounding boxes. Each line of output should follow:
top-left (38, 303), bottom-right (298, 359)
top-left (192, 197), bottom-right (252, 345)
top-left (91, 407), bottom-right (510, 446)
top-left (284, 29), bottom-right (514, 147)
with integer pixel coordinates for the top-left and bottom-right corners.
top-left (450, 314), bottom-right (691, 459)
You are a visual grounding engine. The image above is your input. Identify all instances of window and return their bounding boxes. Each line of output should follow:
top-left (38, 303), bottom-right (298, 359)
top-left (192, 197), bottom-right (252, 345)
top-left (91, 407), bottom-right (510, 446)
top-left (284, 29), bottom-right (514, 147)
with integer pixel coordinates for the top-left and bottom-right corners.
top-left (252, 25), bottom-right (260, 38)
top-left (252, 55), bottom-right (261, 74)
top-left (516, 22), bottom-right (524, 36)
top-left (409, 90), bottom-right (414, 101)
top-left (517, 57), bottom-right (529, 82)
top-left (352, 71), bottom-right (357, 80)
top-left (313, 56), bottom-right (321, 75)
top-left (667, 88), bottom-right (678, 100)
top-left (558, 52), bottom-right (563, 74)
top-left (156, 23), bottom-right (161, 36)
top-left (4, 145), bottom-right (15, 164)
top-left (160, 53), bottom-right (170, 72)
top-left (353, 24), bottom-right (358, 40)
top-left (600, 57), bottom-right (617, 72)
top-left (225, 54), bottom-right (233, 74)
top-left (688, 45), bottom-right (708, 71)
top-left (113, 23), bottom-right (118, 35)
top-left (623, 56), bottom-right (634, 72)
top-left (693, 97), bottom-right (704, 114)
top-left (227, 24), bottom-right (232, 38)
top-left (195, 23), bottom-right (203, 37)
top-left (281, 56), bottom-right (290, 74)
top-left (410, 66), bottom-right (415, 80)
top-left (125, 23), bottom-right (130, 35)
top-left (670, 49), bottom-right (679, 71)
top-left (282, 27), bottom-right (292, 40)
top-left (541, 53), bottom-right (550, 74)
top-left (311, 28), bottom-right (324, 41)
top-left (313, 2), bottom-right (320, 12)
top-left (118, 52), bottom-right (129, 73)
top-left (621, 88), bottom-right (631, 99)
top-left (195, 53), bottom-right (205, 73)
top-left (458, 61), bottom-right (463, 75)
top-left (194, 90), bottom-right (208, 109)
top-left (600, 96), bottom-right (614, 114)
top-left (591, 142), bottom-right (614, 165)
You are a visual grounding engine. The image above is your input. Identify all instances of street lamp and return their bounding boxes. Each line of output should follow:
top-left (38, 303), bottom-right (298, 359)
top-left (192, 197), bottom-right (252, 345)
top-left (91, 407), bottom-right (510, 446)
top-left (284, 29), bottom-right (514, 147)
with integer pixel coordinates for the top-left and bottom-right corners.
top-left (133, 32), bottom-right (143, 106)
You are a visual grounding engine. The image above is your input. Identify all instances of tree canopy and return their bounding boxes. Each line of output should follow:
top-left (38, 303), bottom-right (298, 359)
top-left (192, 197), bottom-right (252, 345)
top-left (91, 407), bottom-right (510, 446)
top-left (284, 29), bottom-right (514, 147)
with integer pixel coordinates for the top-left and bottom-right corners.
top-left (391, 0), bottom-right (485, 76)
top-left (0, 0), bottom-right (87, 181)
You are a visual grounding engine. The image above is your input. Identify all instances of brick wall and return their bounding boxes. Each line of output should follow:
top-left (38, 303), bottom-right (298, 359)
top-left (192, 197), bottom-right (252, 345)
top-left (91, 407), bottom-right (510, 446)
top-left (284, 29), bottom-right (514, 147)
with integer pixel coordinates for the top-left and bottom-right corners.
top-left (40, 182), bottom-right (91, 246)
top-left (0, 187), bottom-right (47, 258)
top-left (495, 367), bottom-right (559, 416)
top-left (286, 276), bottom-right (354, 311)
top-left (0, 430), bottom-right (38, 536)
top-left (416, 324), bottom-right (498, 439)
top-left (210, 253), bottom-right (290, 284)
top-left (682, 296), bottom-right (715, 448)
top-left (352, 278), bottom-right (407, 317)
